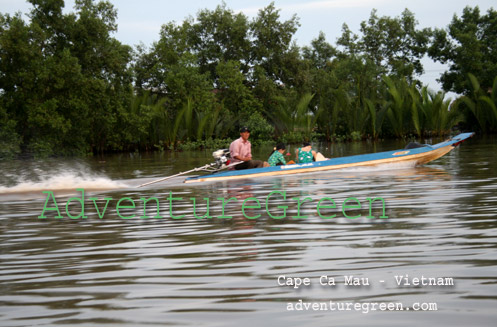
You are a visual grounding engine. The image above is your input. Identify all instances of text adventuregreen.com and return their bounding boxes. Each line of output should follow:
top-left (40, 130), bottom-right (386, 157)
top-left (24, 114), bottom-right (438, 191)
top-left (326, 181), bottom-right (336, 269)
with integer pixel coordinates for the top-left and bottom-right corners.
top-left (38, 189), bottom-right (389, 220)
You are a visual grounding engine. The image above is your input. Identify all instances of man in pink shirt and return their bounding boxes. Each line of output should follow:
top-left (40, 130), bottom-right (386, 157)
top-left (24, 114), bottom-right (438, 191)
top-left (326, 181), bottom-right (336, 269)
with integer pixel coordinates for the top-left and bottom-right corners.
top-left (229, 127), bottom-right (264, 170)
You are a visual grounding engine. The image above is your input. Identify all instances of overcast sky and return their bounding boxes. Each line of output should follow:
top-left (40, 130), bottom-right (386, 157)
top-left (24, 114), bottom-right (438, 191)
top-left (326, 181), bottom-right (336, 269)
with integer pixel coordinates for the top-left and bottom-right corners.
top-left (1, 0), bottom-right (495, 95)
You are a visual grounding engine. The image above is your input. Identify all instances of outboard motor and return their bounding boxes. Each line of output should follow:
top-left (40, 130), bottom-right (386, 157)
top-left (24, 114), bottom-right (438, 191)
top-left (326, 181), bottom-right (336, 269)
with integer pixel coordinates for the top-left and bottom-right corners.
top-left (212, 149), bottom-right (231, 169)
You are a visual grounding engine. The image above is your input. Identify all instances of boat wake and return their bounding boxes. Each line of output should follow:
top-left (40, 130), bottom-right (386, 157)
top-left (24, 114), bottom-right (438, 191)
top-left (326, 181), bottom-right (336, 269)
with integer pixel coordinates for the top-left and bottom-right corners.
top-left (0, 171), bottom-right (127, 195)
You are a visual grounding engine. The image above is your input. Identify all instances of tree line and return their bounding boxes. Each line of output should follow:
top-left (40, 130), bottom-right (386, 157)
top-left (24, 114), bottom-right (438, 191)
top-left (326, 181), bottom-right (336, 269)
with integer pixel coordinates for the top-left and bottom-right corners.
top-left (1, 0), bottom-right (496, 158)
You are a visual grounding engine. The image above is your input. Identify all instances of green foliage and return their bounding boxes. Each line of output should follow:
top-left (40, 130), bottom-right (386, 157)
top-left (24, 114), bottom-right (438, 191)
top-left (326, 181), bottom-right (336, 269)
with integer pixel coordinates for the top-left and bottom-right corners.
top-left (0, 107), bottom-right (21, 159)
top-left (244, 111), bottom-right (274, 142)
top-left (428, 6), bottom-right (497, 94)
top-left (0, 0), bottom-right (132, 156)
top-left (337, 9), bottom-right (431, 81)
top-left (383, 76), bottom-right (412, 137)
top-left (302, 32), bottom-right (336, 70)
top-left (269, 92), bottom-right (318, 141)
top-left (316, 87), bottom-right (346, 141)
top-left (365, 98), bottom-right (388, 140)
top-left (216, 60), bottom-right (262, 115)
top-left (1, 2), bottom-right (495, 158)
top-left (177, 138), bottom-right (232, 151)
top-left (380, 76), bottom-right (462, 138)
top-left (350, 131), bottom-right (362, 141)
top-left (191, 3), bottom-right (251, 80)
top-left (417, 87), bottom-right (463, 136)
top-left (457, 74), bottom-right (497, 133)
top-left (126, 91), bottom-right (167, 149)
top-left (250, 2), bottom-right (300, 83)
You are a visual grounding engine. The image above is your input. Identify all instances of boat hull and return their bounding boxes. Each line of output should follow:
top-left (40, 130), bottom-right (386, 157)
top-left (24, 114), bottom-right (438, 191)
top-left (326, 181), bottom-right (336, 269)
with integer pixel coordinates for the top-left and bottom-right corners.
top-left (184, 133), bottom-right (474, 183)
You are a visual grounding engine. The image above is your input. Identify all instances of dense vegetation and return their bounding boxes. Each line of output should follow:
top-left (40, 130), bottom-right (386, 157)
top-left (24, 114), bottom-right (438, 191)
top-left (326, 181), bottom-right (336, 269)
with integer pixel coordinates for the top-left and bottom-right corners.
top-left (1, 0), bottom-right (496, 158)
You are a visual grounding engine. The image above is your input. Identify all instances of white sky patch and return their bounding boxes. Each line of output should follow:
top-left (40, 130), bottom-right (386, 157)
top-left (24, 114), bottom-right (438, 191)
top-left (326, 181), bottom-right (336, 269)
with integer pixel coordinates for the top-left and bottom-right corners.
top-left (117, 21), bottom-right (163, 34)
top-left (280, 0), bottom-right (392, 10)
top-left (239, 0), bottom-right (392, 15)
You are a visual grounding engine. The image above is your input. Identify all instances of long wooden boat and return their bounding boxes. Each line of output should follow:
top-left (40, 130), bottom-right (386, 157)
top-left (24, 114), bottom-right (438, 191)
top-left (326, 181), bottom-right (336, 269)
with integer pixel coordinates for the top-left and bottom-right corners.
top-left (184, 132), bottom-right (474, 184)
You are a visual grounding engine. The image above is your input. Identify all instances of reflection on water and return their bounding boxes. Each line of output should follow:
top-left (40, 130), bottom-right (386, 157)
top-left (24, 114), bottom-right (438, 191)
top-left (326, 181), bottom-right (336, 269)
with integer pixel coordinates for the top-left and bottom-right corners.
top-left (1, 136), bottom-right (496, 326)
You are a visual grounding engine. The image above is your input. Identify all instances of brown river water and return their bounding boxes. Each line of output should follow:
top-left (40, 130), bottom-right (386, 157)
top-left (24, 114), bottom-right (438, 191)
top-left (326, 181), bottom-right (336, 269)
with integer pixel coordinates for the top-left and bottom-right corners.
top-left (0, 135), bottom-right (496, 326)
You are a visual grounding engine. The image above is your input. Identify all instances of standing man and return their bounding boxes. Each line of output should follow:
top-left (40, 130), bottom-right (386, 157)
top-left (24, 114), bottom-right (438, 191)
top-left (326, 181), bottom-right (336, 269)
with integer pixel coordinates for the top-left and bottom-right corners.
top-left (229, 127), bottom-right (265, 170)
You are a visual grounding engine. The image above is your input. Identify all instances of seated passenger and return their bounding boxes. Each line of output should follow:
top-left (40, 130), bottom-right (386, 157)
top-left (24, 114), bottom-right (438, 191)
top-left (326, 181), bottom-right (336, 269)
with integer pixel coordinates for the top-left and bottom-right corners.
top-left (268, 143), bottom-right (288, 166)
top-left (296, 142), bottom-right (317, 163)
top-left (229, 126), bottom-right (267, 170)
